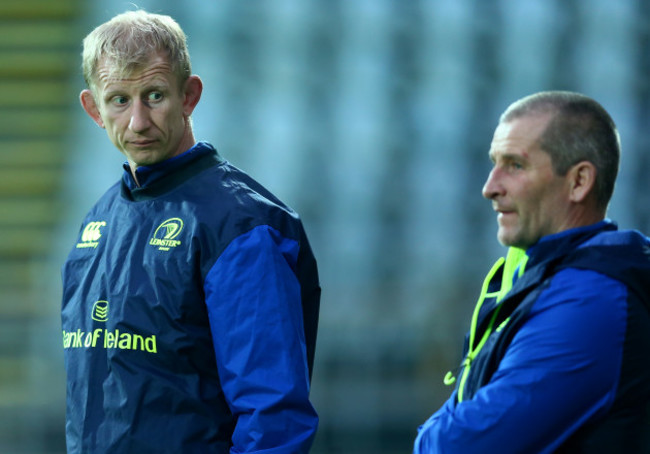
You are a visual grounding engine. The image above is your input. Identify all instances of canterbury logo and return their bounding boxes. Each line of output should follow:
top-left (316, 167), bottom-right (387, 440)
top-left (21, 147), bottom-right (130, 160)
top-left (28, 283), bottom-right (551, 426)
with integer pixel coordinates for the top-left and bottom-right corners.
top-left (92, 300), bottom-right (109, 322)
top-left (149, 217), bottom-right (184, 251)
top-left (76, 221), bottom-right (106, 249)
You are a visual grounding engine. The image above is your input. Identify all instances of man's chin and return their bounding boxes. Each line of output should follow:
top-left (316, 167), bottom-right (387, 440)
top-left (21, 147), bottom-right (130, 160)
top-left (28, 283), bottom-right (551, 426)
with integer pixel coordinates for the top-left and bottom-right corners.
top-left (497, 228), bottom-right (518, 247)
top-left (127, 149), bottom-right (165, 167)
top-left (497, 231), bottom-right (534, 249)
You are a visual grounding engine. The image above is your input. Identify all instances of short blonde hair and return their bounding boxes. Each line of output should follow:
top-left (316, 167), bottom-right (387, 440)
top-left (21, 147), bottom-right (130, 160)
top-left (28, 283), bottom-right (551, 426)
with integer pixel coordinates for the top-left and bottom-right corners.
top-left (82, 10), bottom-right (191, 91)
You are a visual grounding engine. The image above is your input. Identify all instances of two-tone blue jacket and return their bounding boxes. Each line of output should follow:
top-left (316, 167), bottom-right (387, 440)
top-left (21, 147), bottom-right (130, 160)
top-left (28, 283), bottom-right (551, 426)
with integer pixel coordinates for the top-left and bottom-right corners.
top-left (414, 221), bottom-right (650, 453)
top-left (61, 142), bottom-right (320, 453)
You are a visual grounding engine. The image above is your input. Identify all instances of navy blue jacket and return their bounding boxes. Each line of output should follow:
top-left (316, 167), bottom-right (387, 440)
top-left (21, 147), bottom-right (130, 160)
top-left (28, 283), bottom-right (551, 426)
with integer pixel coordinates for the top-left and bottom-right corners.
top-left (61, 142), bottom-right (320, 453)
top-left (414, 221), bottom-right (650, 453)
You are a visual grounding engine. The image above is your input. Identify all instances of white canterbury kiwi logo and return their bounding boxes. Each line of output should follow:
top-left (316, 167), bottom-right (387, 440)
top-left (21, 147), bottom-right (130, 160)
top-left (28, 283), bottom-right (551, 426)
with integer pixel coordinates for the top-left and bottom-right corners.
top-left (76, 221), bottom-right (106, 249)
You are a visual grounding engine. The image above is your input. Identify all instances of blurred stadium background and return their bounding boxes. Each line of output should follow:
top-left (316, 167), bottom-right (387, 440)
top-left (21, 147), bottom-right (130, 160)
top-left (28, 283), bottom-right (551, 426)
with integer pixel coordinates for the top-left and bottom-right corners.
top-left (1, 0), bottom-right (649, 452)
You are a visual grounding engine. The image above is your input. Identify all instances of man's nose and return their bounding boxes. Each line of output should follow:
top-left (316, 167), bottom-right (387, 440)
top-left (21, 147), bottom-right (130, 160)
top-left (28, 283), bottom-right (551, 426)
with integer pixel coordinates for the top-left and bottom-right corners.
top-left (129, 100), bottom-right (151, 133)
top-left (482, 167), bottom-right (502, 200)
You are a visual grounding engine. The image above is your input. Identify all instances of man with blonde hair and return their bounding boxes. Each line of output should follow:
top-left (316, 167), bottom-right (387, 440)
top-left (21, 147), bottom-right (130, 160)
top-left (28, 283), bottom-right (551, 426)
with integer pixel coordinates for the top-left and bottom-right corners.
top-left (62, 10), bottom-right (320, 453)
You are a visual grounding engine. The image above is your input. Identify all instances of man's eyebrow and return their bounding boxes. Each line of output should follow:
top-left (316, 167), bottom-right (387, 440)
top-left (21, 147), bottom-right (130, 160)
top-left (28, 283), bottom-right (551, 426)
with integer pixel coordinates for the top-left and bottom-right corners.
top-left (103, 86), bottom-right (123, 95)
top-left (102, 80), bottom-right (169, 98)
top-left (101, 88), bottom-right (124, 101)
top-left (488, 152), bottom-right (527, 163)
top-left (145, 82), bottom-right (170, 92)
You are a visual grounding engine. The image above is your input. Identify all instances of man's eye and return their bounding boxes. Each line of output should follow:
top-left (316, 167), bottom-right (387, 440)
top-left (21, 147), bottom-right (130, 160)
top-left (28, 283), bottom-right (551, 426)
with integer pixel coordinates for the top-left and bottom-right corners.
top-left (112, 96), bottom-right (128, 105)
top-left (148, 92), bottom-right (163, 102)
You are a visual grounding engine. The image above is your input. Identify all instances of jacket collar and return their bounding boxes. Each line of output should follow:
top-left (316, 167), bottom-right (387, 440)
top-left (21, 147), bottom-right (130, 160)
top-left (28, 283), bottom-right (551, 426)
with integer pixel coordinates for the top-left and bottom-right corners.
top-left (524, 220), bottom-right (617, 269)
top-left (120, 141), bottom-right (224, 201)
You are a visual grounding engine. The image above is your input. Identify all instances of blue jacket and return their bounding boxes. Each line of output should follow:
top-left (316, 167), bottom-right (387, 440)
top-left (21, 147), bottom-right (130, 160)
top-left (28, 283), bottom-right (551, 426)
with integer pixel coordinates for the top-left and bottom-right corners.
top-left (61, 142), bottom-right (320, 453)
top-left (414, 221), bottom-right (650, 453)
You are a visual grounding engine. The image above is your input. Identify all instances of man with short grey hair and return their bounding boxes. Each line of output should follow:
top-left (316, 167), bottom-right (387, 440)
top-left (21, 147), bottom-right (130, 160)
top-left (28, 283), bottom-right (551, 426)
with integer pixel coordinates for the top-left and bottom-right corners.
top-left (414, 91), bottom-right (650, 453)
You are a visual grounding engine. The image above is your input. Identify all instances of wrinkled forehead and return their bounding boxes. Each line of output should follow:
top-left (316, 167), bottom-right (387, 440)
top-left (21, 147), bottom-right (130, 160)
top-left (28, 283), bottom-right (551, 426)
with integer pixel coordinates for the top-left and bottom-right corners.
top-left (92, 52), bottom-right (174, 88)
top-left (94, 59), bottom-right (138, 83)
top-left (493, 114), bottom-right (553, 145)
top-left (489, 114), bottom-right (553, 158)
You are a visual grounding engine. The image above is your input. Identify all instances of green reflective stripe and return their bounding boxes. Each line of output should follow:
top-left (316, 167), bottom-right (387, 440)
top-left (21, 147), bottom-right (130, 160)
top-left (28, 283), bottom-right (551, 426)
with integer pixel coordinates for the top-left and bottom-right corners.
top-left (455, 247), bottom-right (529, 402)
top-left (457, 305), bottom-right (503, 401)
top-left (497, 247), bottom-right (528, 301)
top-left (495, 316), bottom-right (511, 333)
top-left (467, 257), bottom-right (506, 351)
top-left (456, 256), bottom-right (505, 402)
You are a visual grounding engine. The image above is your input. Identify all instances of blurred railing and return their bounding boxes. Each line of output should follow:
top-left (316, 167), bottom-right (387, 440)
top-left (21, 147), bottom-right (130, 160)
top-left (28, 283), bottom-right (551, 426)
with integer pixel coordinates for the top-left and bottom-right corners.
top-left (0, 1), bottom-right (83, 452)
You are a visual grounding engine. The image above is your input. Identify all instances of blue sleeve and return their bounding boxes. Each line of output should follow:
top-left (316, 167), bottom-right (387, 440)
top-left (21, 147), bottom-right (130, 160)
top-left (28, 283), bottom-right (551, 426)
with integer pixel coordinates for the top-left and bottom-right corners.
top-left (414, 268), bottom-right (628, 454)
top-left (204, 224), bottom-right (318, 453)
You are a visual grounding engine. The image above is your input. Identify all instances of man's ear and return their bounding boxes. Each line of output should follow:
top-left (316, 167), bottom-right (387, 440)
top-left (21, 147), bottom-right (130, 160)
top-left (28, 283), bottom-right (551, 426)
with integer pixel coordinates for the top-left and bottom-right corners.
top-left (182, 75), bottom-right (203, 117)
top-left (80, 89), bottom-right (105, 128)
top-left (568, 161), bottom-right (597, 203)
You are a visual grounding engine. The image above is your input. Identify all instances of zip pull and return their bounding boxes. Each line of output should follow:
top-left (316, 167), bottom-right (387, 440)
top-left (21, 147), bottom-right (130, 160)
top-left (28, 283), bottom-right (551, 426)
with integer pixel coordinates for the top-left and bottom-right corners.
top-left (444, 252), bottom-right (526, 398)
top-left (443, 356), bottom-right (471, 386)
top-left (443, 371), bottom-right (456, 386)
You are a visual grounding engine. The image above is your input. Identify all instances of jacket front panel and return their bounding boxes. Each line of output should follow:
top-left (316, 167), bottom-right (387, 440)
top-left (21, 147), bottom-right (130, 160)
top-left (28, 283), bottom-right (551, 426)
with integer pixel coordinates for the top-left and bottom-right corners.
top-left (414, 221), bottom-right (650, 453)
top-left (62, 144), bottom-right (320, 453)
top-left (454, 222), bottom-right (650, 451)
top-left (63, 183), bottom-right (233, 453)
